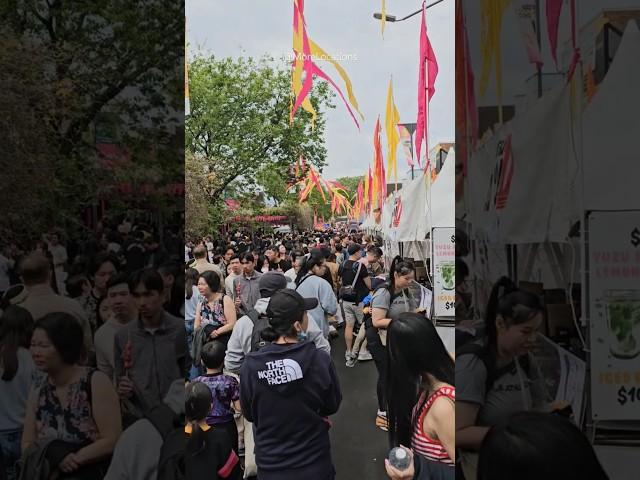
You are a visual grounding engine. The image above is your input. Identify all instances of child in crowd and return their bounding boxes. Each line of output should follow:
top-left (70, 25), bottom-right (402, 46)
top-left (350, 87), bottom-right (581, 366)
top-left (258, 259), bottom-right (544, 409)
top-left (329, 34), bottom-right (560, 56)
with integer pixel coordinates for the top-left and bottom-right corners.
top-left (193, 341), bottom-right (241, 453)
top-left (185, 381), bottom-right (241, 480)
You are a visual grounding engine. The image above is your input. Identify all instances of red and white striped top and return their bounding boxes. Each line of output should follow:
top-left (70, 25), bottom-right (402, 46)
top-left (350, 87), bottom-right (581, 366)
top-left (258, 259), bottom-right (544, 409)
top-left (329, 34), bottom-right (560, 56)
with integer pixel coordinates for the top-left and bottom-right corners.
top-left (411, 386), bottom-right (455, 464)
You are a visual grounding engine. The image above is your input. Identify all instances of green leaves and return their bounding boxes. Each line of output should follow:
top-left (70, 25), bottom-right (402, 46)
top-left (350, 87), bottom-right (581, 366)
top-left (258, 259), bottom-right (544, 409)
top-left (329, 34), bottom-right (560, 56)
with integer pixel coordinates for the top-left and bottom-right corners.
top-left (186, 54), bottom-right (333, 210)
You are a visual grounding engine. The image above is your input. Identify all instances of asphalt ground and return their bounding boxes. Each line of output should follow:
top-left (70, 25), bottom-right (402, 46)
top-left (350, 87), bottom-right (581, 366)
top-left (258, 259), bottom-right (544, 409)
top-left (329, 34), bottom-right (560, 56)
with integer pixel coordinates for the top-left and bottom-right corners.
top-left (329, 331), bottom-right (390, 480)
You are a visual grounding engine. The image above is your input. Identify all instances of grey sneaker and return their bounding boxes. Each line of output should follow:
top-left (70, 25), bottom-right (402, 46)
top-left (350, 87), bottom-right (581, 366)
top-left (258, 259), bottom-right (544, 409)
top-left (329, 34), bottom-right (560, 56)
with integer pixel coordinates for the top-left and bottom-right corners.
top-left (345, 352), bottom-right (357, 368)
top-left (358, 350), bottom-right (373, 361)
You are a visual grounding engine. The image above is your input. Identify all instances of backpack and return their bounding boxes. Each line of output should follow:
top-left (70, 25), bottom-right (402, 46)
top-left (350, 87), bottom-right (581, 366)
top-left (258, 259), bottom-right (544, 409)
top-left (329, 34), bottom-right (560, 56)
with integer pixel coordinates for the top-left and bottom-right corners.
top-left (247, 309), bottom-right (271, 352)
top-left (456, 340), bottom-right (530, 394)
top-left (147, 404), bottom-right (186, 480)
top-left (338, 260), bottom-right (362, 303)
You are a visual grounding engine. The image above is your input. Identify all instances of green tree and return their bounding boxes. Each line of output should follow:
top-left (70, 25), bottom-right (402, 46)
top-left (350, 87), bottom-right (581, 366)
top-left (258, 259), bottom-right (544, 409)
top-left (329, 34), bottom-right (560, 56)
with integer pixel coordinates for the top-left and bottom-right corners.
top-left (1, 1), bottom-right (183, 240)
top-left (335, 176), bottom-right (364, 200)
top-left (185, 55), bottom-right (334, 204)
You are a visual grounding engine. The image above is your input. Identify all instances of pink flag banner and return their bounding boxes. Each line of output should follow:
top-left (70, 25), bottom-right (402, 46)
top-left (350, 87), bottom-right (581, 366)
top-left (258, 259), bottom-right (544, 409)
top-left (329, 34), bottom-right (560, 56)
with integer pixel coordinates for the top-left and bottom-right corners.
top-left (415, 4), bottom-right (439, 168)
top-left (546, 0), bottom-right (563, 68)
top-left (516, 2), bottom-right (543, 66)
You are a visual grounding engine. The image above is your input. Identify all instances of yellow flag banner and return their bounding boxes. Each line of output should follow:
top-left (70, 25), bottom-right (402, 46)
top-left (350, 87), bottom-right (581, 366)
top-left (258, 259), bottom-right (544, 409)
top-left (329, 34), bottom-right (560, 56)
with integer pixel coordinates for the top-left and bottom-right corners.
top-left (385, 78), bottom-right (400, 187)
top-left (290, 0), bottom-right (364, 129)
top-left (479, 0), bottom-right (509, 117)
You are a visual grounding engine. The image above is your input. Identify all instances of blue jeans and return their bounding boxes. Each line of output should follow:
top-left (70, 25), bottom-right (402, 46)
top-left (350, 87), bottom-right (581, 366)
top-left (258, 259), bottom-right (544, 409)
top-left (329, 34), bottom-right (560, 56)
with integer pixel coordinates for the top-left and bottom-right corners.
top-left (0, 428), bottom-right (22, 480)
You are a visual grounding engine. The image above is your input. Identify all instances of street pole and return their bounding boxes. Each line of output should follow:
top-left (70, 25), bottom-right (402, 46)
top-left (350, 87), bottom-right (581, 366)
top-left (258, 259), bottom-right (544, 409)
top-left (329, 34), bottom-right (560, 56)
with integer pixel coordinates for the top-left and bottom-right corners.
top-left (535, 0), bottom-right (543, 98)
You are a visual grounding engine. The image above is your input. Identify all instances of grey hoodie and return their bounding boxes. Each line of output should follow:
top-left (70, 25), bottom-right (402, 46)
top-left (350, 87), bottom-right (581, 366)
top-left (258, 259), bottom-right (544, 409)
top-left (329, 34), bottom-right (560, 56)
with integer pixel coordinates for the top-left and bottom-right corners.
top-left (224, 297), bottom-right (331, 374)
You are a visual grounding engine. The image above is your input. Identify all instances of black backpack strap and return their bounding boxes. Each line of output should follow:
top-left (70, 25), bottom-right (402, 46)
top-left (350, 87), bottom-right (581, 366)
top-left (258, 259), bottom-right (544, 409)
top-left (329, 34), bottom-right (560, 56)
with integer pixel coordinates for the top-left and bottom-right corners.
top-left (146, 404), bottom-right (178, 440)
top-left (295, 274), bottom-right (312, 291)
top-left (246, 309), bottom-right (260, 324)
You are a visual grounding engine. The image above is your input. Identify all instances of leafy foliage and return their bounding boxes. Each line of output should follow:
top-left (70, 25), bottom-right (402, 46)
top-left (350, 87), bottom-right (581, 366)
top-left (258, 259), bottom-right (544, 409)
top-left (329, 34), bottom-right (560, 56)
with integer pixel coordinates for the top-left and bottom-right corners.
top-left (185, 55), bottom-right (334, 207)
top-left (0, 0), bottom-right (183, 242)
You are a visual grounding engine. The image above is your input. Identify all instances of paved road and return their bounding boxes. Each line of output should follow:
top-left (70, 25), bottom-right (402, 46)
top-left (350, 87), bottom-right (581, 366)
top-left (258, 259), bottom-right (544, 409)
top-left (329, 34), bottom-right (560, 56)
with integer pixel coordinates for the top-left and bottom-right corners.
top-left (329, 332), bottom-right (390, 480)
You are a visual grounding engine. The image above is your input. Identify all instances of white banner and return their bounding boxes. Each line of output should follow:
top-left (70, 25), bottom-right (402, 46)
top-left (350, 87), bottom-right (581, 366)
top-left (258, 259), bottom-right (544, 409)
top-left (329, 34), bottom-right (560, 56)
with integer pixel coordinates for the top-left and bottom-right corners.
top-left (588, 211), bottom-right (640, 420)
top-left (432, 227), bottom-right (455, 319)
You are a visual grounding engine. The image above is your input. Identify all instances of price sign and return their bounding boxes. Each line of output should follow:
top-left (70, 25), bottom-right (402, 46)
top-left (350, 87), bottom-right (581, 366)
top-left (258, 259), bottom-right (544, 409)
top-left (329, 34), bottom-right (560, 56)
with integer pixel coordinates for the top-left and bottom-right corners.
top-left (432, 227), bottom-right (455, 319)
top-left (618, 386), bottom-right (640, 406)
top-left (588, 211), bottom-right (640, 420)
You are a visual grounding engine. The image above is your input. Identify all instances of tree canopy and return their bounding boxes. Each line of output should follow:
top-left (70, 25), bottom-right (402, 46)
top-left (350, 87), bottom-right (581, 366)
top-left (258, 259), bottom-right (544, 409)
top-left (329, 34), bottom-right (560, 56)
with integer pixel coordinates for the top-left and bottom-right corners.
top-left (185, 55), bottom-right (335, 206)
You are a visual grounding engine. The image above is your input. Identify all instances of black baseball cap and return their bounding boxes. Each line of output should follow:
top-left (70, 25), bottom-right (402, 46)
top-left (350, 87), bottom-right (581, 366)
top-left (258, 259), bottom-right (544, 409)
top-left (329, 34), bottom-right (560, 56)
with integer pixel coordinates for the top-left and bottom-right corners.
top-left (258, 271), bottom-right (288, 297)
top-left (266, 289), bottom-right (318, 319)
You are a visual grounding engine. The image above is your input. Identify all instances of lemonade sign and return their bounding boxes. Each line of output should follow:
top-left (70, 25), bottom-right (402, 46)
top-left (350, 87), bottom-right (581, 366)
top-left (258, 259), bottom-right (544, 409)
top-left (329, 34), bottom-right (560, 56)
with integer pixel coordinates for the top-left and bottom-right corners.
top-left (588, 211), bottom-right (640, 420)
top-left (432, 227), bottom-right (455, 319)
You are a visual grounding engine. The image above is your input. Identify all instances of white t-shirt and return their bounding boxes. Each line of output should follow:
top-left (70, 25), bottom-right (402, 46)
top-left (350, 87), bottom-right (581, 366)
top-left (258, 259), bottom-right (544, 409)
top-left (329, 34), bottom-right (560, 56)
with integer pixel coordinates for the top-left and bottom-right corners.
top-left (48, 244), bottom-right (68, 268)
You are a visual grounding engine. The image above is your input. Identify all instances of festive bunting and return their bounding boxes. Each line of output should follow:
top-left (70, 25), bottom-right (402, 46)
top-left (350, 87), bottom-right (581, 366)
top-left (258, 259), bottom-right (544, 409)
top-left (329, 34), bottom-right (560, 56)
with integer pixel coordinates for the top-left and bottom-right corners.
top-left (385, 78), bottom-right (401, 187)
top-left (515, 1), bottom-right (544, 67)
top-left (415, 4), bottom-right (439, 167)
top-left (455, 0), bottom-right (478, 176)
top-left (479, 0), bottom-right (509, 120)
top-left (546, 0), bottom-right (563, 68)
top-left (366, 166), bottom-right (373, 213)
top-left (372, 116), bottom-right (387, 209)
top-left (398, 125), bottom-right (414, 167)
top-left (290, 0), bottom-right (364, 129)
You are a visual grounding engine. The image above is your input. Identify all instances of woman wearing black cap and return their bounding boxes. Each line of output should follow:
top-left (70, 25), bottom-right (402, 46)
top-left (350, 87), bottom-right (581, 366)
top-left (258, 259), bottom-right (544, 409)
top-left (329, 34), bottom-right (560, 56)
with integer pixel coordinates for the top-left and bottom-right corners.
top-left (239, 289), bottom-right (342, 480)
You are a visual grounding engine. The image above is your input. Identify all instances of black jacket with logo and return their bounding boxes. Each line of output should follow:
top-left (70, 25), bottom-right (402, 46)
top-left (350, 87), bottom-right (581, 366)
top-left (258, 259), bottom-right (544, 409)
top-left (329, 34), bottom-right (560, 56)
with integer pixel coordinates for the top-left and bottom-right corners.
top-left (239, 341), bottom-right (341, 480)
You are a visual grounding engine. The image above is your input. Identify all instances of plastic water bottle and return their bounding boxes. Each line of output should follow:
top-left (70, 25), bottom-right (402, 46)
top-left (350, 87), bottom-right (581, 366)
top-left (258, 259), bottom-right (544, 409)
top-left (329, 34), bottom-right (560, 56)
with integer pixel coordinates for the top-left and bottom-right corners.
top-left (388, 447), bottom-right (411, 471)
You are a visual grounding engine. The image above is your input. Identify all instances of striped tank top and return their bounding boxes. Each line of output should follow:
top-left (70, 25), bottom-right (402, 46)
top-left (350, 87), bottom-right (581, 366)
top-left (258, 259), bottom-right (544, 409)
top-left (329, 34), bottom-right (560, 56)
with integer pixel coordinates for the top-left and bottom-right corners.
top-left (411, 386), bottom-right (455, 464)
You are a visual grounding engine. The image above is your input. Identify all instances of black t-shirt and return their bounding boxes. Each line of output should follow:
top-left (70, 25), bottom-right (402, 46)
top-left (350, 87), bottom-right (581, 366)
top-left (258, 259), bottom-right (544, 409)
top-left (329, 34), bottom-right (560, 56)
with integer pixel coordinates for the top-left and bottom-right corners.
top-left (341, 260), bottom-right (369, 303)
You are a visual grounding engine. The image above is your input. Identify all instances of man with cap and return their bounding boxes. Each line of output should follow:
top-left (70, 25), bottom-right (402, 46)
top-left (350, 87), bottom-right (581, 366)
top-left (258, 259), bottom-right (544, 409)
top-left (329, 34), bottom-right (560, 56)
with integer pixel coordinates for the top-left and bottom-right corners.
top-left (225, 271), bottom-right (329, 375)
top-left (239, 289), bottom-right (342, 480)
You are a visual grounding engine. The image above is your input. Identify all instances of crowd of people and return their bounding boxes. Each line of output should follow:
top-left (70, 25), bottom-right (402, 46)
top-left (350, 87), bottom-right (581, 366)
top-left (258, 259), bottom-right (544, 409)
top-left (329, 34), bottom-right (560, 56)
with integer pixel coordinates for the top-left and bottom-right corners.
top-left (0, 218), bottom-right (610, 480)
top-left (0, 217), bottom-right (188, 480)
top-left (1, 220), bottom-right (451, 480)
top-left (182, 227), bottom-right (454, 480)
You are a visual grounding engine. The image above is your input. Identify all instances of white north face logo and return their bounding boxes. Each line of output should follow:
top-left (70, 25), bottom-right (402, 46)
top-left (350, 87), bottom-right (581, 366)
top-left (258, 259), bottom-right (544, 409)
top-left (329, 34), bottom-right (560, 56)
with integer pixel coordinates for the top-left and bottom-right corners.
top-left (257, 359), bottom-right (304, 385)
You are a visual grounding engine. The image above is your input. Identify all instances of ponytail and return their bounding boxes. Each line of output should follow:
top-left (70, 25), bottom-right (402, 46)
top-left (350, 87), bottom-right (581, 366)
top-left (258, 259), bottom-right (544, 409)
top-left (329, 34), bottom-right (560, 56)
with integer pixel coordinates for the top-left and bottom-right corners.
top-left (185, 382), bottom-right (213, 456)
top-left (484, 276), bottom-right (544, 354)
top-left (387, 256), bottom-right (415, 292)
top-left (295, 252), bottom-right (324, 286)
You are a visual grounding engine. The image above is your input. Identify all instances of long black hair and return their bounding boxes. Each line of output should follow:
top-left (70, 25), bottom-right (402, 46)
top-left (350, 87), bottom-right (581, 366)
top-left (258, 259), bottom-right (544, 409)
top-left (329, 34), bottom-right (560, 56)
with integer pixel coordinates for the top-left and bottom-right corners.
top-left (294, 252), bottom-right (324, 286)
top-left (386, 256), bottom-right (415, 293)
top-left (185, 268), bottom-right (199, 300)
top-left (478, 412), bottom-right (608, 480)
top-left (186, 381), bottom-right (213, 456)
top-left (386, 311), bottom-right (454, 448)
top-left (0, 306), bottom-right (34, 381)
